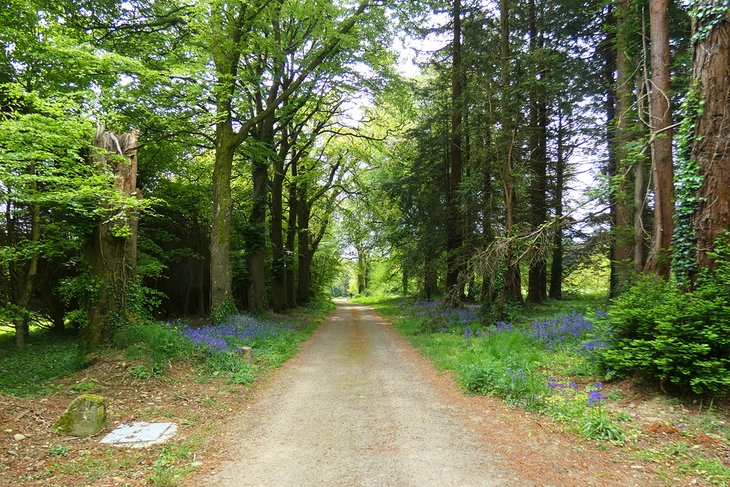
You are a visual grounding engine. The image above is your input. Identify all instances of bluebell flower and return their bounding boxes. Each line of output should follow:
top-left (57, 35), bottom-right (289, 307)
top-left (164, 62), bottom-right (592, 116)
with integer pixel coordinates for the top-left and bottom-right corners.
top-left (588, 389), bottom-right (605, 406)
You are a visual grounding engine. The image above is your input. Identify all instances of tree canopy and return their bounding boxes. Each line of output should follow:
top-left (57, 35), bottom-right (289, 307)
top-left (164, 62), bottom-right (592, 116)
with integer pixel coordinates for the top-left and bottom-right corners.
top-left (1, 0), bottom-right (729, 352)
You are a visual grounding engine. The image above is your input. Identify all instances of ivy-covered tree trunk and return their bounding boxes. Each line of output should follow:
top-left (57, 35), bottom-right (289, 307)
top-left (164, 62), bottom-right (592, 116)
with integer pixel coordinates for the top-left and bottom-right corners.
top-left (210, 131), bottom-right (236, 312)
top-left (86, 129), bottom-right (139, 352)
top-left (691, 3), bottom-right (730, 269)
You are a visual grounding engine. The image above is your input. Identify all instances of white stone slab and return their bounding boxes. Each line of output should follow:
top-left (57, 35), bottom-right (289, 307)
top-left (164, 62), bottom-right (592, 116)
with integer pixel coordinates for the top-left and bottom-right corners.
top-left (100, 422), bottom-right (177, 448)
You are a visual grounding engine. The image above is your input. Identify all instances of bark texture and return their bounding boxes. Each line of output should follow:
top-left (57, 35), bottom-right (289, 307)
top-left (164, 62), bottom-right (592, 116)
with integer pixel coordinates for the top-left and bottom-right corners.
top-left (691, 6), bottom-right (730, 269)
top-left (86, 129), bottom-right (140, 352)
top-left (646, 0), bottom-right (674, 276)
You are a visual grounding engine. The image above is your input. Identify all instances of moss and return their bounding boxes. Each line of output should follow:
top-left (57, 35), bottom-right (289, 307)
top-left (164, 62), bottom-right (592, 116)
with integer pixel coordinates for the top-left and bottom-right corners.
top-left (54, 394), bottom-right (107, 436)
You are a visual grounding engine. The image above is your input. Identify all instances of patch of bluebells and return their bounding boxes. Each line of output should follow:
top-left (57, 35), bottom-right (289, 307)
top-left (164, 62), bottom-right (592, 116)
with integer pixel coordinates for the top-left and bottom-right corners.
top-left (530, 311), bottom-right (594, 349)
top-left (417, 300), bottom-right (478, 331)
top-left (588, 381), bottom-right (605, 406)
top-left (178, 314), bottom-right (294, 354)
top-left (505, 368), bottom-right (526, 381)
top-left (547, 377), bottom-right (606, 406)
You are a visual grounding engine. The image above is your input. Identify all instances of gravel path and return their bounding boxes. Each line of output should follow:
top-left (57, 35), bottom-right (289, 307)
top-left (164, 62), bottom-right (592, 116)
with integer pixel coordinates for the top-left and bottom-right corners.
top-left (191, 301), bottom-right (528, 486)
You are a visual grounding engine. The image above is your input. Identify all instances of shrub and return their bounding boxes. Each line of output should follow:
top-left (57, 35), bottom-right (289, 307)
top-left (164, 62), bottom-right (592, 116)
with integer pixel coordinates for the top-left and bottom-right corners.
top-left (115, 320), bottom-right (194, 373)
top-left (599, 274), bottom-right (730, 396)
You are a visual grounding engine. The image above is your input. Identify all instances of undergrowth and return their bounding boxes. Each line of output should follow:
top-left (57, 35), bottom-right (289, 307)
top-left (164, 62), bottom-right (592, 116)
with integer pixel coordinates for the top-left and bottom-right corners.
top-left (0, 331), bottom-right (82, 397)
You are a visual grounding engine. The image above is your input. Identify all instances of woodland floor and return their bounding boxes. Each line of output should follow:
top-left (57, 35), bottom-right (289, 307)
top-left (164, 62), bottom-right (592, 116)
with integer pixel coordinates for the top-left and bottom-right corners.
top-left (1, 301), bottom-right (728, 486)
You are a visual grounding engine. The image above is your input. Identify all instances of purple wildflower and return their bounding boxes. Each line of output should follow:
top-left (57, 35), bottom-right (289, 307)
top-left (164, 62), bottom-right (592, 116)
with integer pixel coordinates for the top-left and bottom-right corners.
top-left (588, 389), bottom-right (605, 406)
top-left (547, 376), bottom-right (565, 390)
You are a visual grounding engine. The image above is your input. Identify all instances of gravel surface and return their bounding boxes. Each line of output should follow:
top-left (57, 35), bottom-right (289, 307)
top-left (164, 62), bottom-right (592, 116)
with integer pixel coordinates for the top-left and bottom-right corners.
top-left (190, 301), bottom-right (527, 486)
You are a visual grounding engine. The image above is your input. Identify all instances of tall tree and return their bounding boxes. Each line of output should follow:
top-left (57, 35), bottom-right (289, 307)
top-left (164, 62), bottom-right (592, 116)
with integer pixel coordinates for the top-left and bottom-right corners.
top-left (86, 130), bottom-right (141, 352)
top-left (527, 0), bottom-right (549, 303)
top-left (446, 0), bottom-right (465, 299)
top-left (208, 0), bottom-right (374, 313)
top-left (611, 0), bottom-right (639, 294)
top-left (499, 0), bottom-right (523, 303)
top-left (690, 1), bottom-right (730, 270)
top-left (645, 0), bottom-right (675, 276)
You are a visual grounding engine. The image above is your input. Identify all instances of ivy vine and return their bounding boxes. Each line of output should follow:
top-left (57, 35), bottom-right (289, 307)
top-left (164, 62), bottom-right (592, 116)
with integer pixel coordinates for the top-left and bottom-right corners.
top-left (672, 82), bottom-right (704, 289)
top-left (692, 0), bottom-right (730, 42)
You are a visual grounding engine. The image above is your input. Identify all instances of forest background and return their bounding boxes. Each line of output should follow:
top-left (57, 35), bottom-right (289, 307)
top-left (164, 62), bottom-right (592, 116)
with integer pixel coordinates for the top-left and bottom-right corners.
top-left (1, 0), bottom-right (729, 394)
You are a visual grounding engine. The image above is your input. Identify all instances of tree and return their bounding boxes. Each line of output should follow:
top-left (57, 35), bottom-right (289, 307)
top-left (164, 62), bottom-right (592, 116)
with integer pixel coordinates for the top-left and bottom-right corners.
top-left (690, 1), bottom-right (730, 270)
top-left (499, 0), bottom-right (523, 304)
top-left (445, 0), bottom-right (465, 299)
top-left (206, 0), bottom-right (378, 313)
top-left (85, 129), bottom-right (141, 352)
top-left (646, 0), bottom-right (674, 277)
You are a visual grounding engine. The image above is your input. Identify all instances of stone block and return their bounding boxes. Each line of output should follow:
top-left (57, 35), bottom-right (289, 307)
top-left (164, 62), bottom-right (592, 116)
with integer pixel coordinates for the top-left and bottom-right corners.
top-left (54, 394), bottom-right (107, 437)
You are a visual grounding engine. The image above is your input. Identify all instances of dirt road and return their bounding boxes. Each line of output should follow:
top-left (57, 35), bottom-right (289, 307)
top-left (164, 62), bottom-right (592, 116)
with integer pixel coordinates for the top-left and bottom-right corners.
top-left (188, 301), bottom-right (656, 487)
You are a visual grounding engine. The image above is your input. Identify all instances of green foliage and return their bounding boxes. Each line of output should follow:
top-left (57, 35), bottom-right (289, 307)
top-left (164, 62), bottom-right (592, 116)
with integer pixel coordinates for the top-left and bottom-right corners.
top-left (128, 365), bottom-right (151, 379)
top-left (115, 320), bottom-right (194, 375)
top-left (460, 332), bottom-right (547, 408)
top-left (0, 330), bottom-right (82, 397)
top-left (366, 295), bottom-right (631, 443)
top-left (599, 268), bottom-right (730, 396)
top-left (691, 0), bottom-right (730, 42)
top-left (673, 83), bottom-right (704, 288)
top-left (47, 444), bottom-right (70, 457)
top-left (211, 298), bottom-right (238, 325)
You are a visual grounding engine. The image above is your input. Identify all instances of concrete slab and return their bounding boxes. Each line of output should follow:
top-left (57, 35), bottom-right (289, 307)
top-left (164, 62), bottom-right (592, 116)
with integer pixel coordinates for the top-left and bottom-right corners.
top-left (100, 422), bottom-right (177, 448)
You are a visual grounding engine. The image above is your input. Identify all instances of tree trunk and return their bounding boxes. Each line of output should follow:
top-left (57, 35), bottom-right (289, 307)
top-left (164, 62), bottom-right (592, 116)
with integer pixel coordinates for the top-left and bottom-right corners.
top-left (424, 256), bottom-right (437, 301)
top-left (500, 0), bottom-right (522, 304)
top-left (285, 160), bottom-right (298, 309)
top-left (446, 0), bottom-right (464, 297)
top-left (210, 131), bottom-right (236, 312)
top-left (297, 187), bottom-right (312, 305)
top-left (270, 127), bottom-right (290, 313)
top-left (612, 0), bottom-right (637, 294)
top-left (14, 193), bottom-right (39, 348)
top-left (527, 0), bottom-right (548, 303)
top-left (550, 109), bottom-right (565, 300)
top-left (691, 4), bottom-right (730, 269)
top-left (646, 0), bottom-right (674, 276)
top-left (603, 6), bottom-right (619, 296)
top-left (633, 150), bottom-right (648, 273)
top-left (247, 114), bottom-right (275, 314)
top-left (86, 129), bottom-right (140, 352)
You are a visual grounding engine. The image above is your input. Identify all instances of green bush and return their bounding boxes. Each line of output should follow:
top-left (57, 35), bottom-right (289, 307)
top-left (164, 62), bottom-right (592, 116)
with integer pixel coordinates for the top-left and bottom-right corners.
top-left (600, 271), bottom-right (730, 396)
top-left (115, 320), bottom-right (194, 374)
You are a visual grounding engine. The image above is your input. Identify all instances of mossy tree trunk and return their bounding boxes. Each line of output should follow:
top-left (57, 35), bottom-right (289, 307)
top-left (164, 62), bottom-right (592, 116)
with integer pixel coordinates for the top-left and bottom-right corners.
top-left (85, 129), bottom-right (140, 352)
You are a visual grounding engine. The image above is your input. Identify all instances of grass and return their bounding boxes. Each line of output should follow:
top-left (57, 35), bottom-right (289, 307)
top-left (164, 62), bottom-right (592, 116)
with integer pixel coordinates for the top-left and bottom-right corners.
top-left (0, 329), bottom-right (82, 397)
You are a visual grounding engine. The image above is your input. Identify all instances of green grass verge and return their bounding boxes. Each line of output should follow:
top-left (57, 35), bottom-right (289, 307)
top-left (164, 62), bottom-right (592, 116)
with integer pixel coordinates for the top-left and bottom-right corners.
top-left (0, 331), bottom-right (82, 397)
top-left (1, 300), bottom-right (335, 398)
